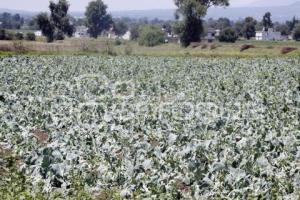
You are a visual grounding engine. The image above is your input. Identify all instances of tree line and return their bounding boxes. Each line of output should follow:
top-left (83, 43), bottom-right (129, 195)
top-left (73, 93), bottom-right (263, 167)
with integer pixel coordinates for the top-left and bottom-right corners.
top-left (1, 0), bottom-right (300, 46)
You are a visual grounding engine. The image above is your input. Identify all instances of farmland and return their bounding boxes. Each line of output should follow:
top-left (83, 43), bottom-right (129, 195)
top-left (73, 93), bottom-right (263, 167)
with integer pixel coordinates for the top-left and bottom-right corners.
top-left (0, 56), bottom-right (300, 199)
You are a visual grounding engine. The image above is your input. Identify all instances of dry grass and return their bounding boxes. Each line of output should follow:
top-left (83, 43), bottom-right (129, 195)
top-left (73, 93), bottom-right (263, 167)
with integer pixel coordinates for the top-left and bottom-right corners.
top-left (0, 38), bottom-right (300, 57)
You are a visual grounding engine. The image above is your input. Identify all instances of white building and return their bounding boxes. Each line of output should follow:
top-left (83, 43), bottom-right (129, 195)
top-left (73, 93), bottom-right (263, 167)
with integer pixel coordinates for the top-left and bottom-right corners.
top-left (74, 26), bottom-right (89, 38)
top-left (122, 31), bottom-right (131, 40)
top-left (256, 28), bottom-right (282, 41)
top-left (34, 30), bottom-right (42, 37)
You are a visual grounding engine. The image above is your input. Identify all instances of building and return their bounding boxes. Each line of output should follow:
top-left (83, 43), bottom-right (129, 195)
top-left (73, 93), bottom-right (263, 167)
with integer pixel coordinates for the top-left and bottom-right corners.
top-left (162, 28), bottom-right (180, 44)
top-left (256, 28), bottom-right (282, 41)
top-left (122, 31), bottom-right (131, 40)
top-left (34, 30), bottom-right (42, 37)
top-left (205, 28), bottom-right (220, 42)
top-left (74, 26), bottom-right (89, 38)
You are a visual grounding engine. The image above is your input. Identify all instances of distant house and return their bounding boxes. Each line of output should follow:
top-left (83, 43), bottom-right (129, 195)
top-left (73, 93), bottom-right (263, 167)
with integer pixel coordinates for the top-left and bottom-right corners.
top-left (34, 30), bottom-right (42, 37)
top-left (122, 31), bottom-right (131, 40)
top-left (256, 28), bottom-right (282, 41)
top-left (74, 26), bottom-right (88, 38)
top-left (162, 28), bottom-right (180, 44)
top-left (205, 28), bottom-right (220, 42)
top-left (107, 27), bottom-right (117, 39)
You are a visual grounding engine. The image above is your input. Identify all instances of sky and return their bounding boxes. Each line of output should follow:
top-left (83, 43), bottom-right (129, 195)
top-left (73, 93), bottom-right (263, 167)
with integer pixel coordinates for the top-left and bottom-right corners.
top-left (0, 0), bottom-right (296, 12)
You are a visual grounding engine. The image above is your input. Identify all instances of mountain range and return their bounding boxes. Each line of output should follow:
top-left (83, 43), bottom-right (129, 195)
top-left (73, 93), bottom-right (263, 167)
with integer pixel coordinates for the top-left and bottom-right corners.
top-left (1, 1), bottom-right (300, 22)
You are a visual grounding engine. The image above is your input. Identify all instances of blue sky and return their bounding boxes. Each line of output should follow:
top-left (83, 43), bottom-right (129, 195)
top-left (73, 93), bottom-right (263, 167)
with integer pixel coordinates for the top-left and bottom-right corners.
top-left (0, 0), bottom-right (297, 11)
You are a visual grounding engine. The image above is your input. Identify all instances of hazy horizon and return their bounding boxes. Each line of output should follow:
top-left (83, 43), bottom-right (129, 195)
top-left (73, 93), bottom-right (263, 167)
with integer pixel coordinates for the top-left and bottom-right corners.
top-left (0, 0), bottom-right (298, 12)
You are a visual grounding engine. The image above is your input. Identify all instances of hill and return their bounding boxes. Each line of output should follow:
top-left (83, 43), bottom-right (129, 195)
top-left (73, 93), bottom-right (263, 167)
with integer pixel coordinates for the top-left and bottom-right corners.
top-left (1, 1), bottom-right (300, 22)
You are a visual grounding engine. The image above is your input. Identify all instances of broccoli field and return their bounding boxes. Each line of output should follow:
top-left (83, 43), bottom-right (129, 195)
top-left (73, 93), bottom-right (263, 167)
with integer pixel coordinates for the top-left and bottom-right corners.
top-left (0, 56), bottom-right (300, 199)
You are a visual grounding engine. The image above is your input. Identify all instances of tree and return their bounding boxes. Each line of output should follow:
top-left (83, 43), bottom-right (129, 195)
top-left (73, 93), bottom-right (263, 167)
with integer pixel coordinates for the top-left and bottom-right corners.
top-left (174, 0), bottom-right (229, 47)
top-left (242, 17), bottom-right (257, 40)
top-left (85, 0), bottom-right (112, 38)
top-left (234, 20), bottom-right (244, 37)
top-left (275, 24), bottom-right (289, 36)
top-left (37, 13), bottom-right (55, 42)
top-left (49, 0), bottom-right (74, 38)
top-left (113, 20), bottom-right (128, 36)
top-left (262, 12), bottom-right (273, 31)
top-left (0, 13), bottom-right (24, 29)
top-left (36, 0), bottom-right (74, 42)
top-left (286, 17), bottom-right (299, 35)
top-left (218, 27), bottom-right (238, 43)
top-left (138, 25), bottom-right (165, 47)
top-left (0, 29), bottom-right (6, 40)
top-left (130, 25), bottom-right (140, 40)
top-left (293, 24), bottom-right (300, 41)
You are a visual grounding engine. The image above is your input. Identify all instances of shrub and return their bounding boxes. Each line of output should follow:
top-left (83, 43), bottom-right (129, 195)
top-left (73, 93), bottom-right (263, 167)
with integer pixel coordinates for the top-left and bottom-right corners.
top-left (281, 47), bottom-right (297, 54)
top-left (0, 29), bottom-right (6, 40)
top-left (114, 39), bottom-right (122, 46)
top-left (293, 24), bottom-right (300, 41)
top-left (103, 40), bottom-right (117, 56)
top-left (5, 32), bottom-right (14, 40)
top-left (138, 25), bottom-right (164, 47)
top-left (15, 32), bottom-right (24, 40)
top-left (124, 44), bottom-right (133, 55)
top-left (219, 28), bottom-right (238, 43)
top-left (240, 44), bottom-right (255, 52)
top-left (26, 32), bottom-right (36, 41)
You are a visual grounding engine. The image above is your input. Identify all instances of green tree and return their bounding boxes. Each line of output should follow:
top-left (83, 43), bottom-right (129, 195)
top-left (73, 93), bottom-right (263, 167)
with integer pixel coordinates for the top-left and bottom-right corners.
top-left (218, 27), bottom-right (238, 43)
top-left (85, 0), bottom-right (112, 38)
top-left (174, 0), bottom-right (229, 47)
top-left (36, 0), bottom-right (74, 42)
top-left (286, 17), bottom-right (299, 35)
top-left (0, 29), bottom-right (6, 40)
top-left (293, 24), bottom-right (300, 41)
top-left (262, 12), bottom-right (273, 31)
top-left (49, 0), bottom-right (75, 38)
top-left (36, 13), bottom-right (55, 42)
top-left (138, 25), bottom-right (165, 47)
top-left (234, 20), bottom-right (244, 37)
top-left (113, 20), bottom-right (128, 36)
top-left (275, 24), bottom-right (289, 36)
top-left (130, 25), bottom-right (140, 40)
top-left (242, 17), bottom-right (257, 40)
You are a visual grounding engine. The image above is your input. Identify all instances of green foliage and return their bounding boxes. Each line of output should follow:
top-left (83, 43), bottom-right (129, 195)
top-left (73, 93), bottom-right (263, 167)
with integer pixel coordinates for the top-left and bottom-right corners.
top-left (85, 0), bottom-right (112, 38)
top-left (0, 13), bottom-right (24, 29)
top-left (14, 32), bottom-right (24, 40)
top-left (293, 24), bottom-right (300, 41)
top-left (0, 29), bottom-right (6, 40)
top-left (113, 20), bottom-right (128, 36)
top-left (114, 39), bottom-right (122, 46)
top-left (174, 0), bottom-right (229, 47)
top-left (218, 27), bottom-right (238, 43)
top-left (242, 17), bottom-right (257, 40)
top-left (0, 56), bottom-right (299, 199)
top-left (262, 12), bottom-right (273, 30)
top-left (36, 13), bottom-right (56, 42)
top-left (130, 25), bottom-right (140, 40)
top-left (36, 0), bottom-right (74, 42)
top-left (138, 25), bottom-right (165, 47)
top-left (26, 32), bottom-right (36, 41)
